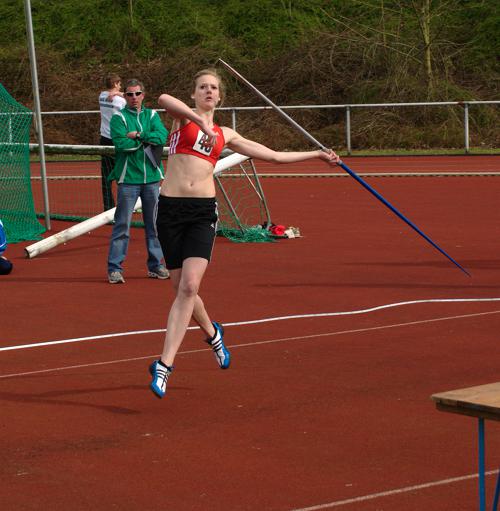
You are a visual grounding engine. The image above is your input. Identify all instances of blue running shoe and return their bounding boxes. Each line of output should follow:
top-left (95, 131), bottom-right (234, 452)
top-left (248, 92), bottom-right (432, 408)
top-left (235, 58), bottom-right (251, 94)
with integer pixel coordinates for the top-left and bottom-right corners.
top-left (149, 360), bottom-right (173, 398)
top-left (206, 321), bottom-right (231, 369)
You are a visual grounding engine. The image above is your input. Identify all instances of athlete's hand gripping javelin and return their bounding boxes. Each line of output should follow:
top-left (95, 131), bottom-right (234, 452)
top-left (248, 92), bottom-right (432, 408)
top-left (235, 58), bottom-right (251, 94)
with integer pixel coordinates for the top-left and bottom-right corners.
top-left (318, 148), bottom-right (341, 166)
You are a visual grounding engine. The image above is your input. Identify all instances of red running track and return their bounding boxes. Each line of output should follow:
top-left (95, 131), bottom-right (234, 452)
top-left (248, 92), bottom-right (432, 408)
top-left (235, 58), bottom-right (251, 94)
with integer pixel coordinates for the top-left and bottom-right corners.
top-left (31, 154), bottom-right (500, 177)
top-left (253, 154), bottom-right (500, 175)
top-left (2, 155), bottom-right (500, 511)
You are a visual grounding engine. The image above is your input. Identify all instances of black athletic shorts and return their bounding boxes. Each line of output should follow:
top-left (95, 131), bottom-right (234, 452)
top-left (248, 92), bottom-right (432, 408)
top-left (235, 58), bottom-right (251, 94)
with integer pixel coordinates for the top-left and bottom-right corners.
top-left (156, 195), bottom-right (218, 270)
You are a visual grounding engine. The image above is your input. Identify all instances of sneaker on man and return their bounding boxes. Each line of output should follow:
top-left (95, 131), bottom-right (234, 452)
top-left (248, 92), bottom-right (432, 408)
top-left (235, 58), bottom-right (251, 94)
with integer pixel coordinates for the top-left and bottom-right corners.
top-left (149, 360), bottom-right (173, 399)
top-left (108, 271), bottom-right (125, 284)
top-left (148, 266), bottom-right (170, 279)
top-left (206, 321), bottom-right (231, 369)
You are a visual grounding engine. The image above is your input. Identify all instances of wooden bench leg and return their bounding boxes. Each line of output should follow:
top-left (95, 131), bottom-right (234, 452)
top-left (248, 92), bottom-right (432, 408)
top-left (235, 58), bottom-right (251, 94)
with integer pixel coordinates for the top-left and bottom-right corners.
top-left (492, 468), bottom-right (500, 511)
top-left (479, 418), bottom-right (485, 511)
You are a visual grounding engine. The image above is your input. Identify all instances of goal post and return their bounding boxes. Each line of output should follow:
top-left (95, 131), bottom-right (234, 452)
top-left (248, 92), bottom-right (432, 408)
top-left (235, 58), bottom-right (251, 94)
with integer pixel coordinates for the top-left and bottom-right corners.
top-left (25, 200), bottom-right (139, 259)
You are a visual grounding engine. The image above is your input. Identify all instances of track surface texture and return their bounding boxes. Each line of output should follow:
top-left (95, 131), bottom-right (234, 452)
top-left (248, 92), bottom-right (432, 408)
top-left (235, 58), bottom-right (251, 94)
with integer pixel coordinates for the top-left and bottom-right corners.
top-left (2, 155), bottom-right (500, 511)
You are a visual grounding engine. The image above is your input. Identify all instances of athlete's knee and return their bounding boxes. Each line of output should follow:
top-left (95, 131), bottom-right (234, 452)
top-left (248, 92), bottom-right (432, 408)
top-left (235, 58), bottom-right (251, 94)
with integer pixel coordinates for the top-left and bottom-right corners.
top-left (178, 277), bottom-right (200, 298)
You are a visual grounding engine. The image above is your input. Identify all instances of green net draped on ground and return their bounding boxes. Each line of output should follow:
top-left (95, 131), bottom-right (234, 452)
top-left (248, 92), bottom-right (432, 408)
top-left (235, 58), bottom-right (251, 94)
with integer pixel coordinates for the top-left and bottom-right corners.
top-left (0, 84), bottom-right (45, 242)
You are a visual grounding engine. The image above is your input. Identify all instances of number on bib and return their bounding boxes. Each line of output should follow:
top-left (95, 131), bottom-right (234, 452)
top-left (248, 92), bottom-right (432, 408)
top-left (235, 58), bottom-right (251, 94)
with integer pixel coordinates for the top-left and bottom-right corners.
top-left (193, 130), bottom-right (213, 156)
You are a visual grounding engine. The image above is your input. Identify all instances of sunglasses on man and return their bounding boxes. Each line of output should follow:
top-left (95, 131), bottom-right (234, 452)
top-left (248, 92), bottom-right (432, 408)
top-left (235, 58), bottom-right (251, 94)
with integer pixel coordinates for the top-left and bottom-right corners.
top-left (125, 91), bottom-right (143, 97)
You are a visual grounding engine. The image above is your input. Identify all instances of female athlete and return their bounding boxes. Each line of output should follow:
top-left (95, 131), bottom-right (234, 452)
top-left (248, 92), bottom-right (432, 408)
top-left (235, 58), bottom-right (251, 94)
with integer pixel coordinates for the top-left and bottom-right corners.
top-left (149, 68), bottom-right (339, 398)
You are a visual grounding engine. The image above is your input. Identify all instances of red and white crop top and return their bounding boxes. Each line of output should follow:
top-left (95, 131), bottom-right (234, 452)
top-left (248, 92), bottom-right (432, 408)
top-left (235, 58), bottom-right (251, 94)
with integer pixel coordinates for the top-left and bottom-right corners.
top-left (168, 121), bottom-right (225, 165)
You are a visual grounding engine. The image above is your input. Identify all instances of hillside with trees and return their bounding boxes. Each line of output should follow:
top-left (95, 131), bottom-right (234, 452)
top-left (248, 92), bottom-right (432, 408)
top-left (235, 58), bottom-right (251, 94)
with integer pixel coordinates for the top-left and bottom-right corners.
top-left (1, 0), bottom-right (498, 150)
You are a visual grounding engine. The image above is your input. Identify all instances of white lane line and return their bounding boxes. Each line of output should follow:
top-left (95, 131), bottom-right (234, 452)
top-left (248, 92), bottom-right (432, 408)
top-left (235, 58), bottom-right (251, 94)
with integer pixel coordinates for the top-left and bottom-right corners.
top-left (2, 297), bottom-right (500, 352)
top-left (0, 328), bottom-right (167, 352)
top-left (289, 470), bottom-right (499, 510)
top-left (1, 308), bottom-right (500, 379)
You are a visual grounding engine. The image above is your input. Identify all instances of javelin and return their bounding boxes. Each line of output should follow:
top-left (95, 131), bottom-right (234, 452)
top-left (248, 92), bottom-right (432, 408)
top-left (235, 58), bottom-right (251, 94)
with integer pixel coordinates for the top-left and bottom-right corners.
top-left (217, 58), bottom-right (470, 277)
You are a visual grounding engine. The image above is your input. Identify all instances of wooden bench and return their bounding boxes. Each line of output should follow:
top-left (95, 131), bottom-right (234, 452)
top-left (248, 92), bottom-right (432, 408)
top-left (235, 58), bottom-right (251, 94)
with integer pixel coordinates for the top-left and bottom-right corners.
top-left (432, 382), bottom-right (500, 511)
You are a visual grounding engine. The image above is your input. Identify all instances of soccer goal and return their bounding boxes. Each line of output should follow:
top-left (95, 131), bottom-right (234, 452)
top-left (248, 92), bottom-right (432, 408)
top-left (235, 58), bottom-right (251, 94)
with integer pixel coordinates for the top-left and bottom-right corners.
top-left (25, 149), bottom-right (273, 257)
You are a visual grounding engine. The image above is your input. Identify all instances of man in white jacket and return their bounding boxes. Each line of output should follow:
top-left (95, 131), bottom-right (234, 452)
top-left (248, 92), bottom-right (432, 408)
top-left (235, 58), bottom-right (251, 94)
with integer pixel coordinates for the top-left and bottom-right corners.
top-left (99, 74), bottom-right (126, 211)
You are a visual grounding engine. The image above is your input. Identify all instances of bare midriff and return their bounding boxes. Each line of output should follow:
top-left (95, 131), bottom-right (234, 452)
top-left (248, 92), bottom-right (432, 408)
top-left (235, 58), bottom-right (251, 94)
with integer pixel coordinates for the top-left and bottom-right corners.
top-left (160, 153), bottom-right (216, 198)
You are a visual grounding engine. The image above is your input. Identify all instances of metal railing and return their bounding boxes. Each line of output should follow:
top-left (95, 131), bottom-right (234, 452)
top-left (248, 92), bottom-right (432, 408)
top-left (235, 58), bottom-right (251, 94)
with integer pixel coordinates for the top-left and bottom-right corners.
top-left (38, 100), bottom-right (499, 154)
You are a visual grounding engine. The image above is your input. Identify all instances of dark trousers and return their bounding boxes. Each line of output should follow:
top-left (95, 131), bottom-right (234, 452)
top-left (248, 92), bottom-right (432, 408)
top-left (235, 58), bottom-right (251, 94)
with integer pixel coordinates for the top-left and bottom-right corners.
top-left (100, 135), bottom-right (115, 211)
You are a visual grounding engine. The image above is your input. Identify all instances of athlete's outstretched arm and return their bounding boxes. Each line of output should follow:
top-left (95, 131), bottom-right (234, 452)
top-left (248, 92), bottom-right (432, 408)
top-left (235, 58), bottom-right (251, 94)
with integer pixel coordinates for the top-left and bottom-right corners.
top-left (223, 127), bottom-right (339, 166)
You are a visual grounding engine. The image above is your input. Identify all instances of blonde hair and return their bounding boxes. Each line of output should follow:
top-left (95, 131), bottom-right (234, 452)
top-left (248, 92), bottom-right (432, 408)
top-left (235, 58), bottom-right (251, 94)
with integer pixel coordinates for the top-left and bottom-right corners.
top-left (192, 68), bottom-right (226, 105)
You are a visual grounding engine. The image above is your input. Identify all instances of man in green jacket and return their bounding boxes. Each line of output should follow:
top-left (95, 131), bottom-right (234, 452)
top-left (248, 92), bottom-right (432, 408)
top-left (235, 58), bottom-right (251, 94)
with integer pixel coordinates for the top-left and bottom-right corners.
top-left (107, 78), bottom-right (169, 284)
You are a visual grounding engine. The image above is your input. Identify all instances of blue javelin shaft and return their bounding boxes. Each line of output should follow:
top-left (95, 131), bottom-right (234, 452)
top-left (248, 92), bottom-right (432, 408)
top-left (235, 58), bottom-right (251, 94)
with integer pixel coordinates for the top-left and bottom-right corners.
top-left (337, 160), bottom-right (470, 276)
top-left (218, 58), bottom-right (470, 277)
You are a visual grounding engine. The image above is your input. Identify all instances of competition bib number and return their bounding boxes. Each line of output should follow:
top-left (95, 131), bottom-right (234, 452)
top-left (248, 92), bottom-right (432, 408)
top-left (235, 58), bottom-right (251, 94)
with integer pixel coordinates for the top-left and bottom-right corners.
top-left (193, 130), bottom-right (213, 156)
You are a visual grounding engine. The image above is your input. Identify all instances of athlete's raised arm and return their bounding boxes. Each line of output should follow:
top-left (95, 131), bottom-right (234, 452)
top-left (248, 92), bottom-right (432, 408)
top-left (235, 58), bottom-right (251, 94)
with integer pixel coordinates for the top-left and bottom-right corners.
top-left (158, 94), bottom-right (218, 143)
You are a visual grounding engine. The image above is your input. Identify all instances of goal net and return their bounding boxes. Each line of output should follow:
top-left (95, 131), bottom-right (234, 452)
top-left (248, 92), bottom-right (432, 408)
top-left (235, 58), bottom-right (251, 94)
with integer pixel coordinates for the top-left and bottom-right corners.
top-left (0, 84), bottom-right (45, 242)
